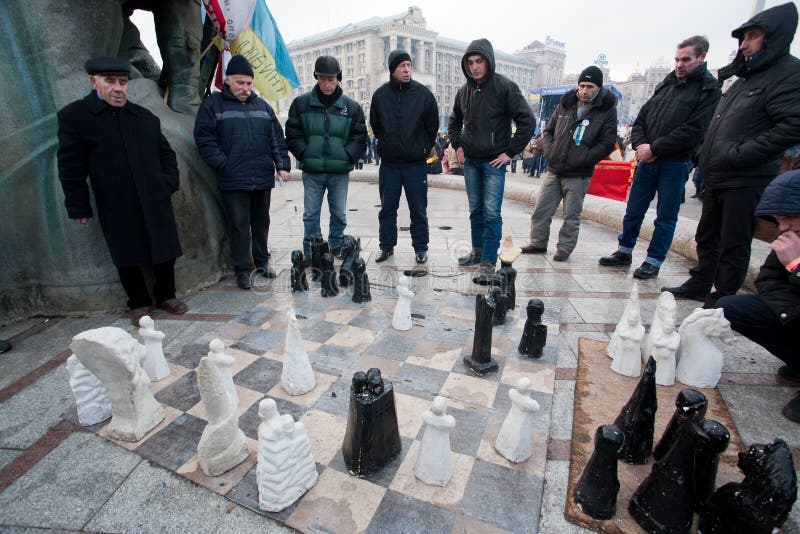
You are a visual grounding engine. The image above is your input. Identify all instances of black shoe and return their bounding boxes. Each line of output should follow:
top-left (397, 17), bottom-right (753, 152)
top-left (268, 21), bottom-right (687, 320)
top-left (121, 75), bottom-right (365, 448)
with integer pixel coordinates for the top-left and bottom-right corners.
top-left (778, 366), bottom-right (800, 384)
top-left (553, 250), bottom-right (570, 262)
top-left (236, 271), bottom-right (251, 290)
top-left (661, 283), bottom-right (709, 302)
top-left (472, 263), bottom-right (495, 285)
top-left (0, 339), bottom-right (10, 354)
top-left (330, 247), bottom-right (341, 259)
top-left (256, 266), bottom-right (276, 278)
top-left (415, 251), bottom-right (428, 264)
top-left (458, 249), bottom-right (483, 266)
top-left (599, 250), bottom-right (632, 266)
top-left (633, 262), bottom-right (660, 279)
top-left (782, 391), bottom-right (800, 423)
top-left (375, 248), bottom-right (394, 263)
top-left (702, 291), bottom-right (723, 309)
top-left (520, 244), bottom-right (547, 254)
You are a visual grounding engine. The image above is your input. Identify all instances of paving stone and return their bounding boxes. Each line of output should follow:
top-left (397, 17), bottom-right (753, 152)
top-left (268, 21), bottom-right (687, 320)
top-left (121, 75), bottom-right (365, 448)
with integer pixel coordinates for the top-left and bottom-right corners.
top-left (365, 489), bottom-right (457, 534)
top-left (0, 447), bottom-right (22, 470)
top-left (538, 460), bottom-right (593, 534)
top-left (718, 384), bottom-right (800, 448)
top-left (549, 379), bottom-right (576, 441)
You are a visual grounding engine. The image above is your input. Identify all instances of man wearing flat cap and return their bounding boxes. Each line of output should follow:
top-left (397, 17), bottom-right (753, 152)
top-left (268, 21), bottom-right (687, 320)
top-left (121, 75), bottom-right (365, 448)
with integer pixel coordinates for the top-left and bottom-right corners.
top-left (369, 49), bottom-right (439, 265)
top-left (57, 56), bottom-right (188, 326)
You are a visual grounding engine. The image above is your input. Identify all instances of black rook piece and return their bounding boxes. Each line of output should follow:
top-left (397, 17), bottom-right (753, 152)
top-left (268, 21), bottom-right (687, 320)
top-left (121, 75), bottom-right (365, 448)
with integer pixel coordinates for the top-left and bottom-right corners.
top-left (653, 388), bottom-right (707, 461)
top-left (613, 356), bottom-right (657, 464)
top-left (518, 298), bottom-right (547, 358)
top-left (692, 419), bottom-right (730, 510)
top-left (489, 283), bottom-right (508, 326)
top-left (338, 235), bottom-right (360, 287)
top-left (290, 250), bottom-right (309, 292)
top-left (352, 257), bottom-right (371, 303)
top-left (320, 253), bottom-right (339, 297)
top-left (498, 260), bottom-right (517, 310)
top-left (573, 424), bottom-right (625, 520)
top-left (310, 233), bottom-right (329, 282)
top-left (699, 438), bottom-right (797, 534)
top-left (463, 293), bottom-right (498, 375)
top-left (342, 368), bottom-right (402, 477)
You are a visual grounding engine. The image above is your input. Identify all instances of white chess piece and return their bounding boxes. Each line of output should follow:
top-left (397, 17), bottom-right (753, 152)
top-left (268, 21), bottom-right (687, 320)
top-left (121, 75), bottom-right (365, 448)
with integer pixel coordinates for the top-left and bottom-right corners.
top-left (608, 282), bottom-right (639, 360)
top-left (207, 339), bottom-right (237, 404)
top-left (494, 377), bottom-right (540, 463)
top-left (70, 327), bottom-right (164, 441)
top-left (392, 275), bottom-right (414, 331)
top-left (675, 308), bottom-right (734, 388)
top-left (281, 309), bottom-right (316, 395)
top-left (610, 304), bottom-right (645, 377)
top-left (257, 399), bottom-right (318, 512)
top-left (138, 316), bottom-right (170, 381)
top-left (652, 320), bottom-right (680, 386)
top-left (415, 396), bottom-right (455, 486)
top-left (643, 291), bottom-right (676, 364)
top-left (66, 355), bottom-right (112, 426)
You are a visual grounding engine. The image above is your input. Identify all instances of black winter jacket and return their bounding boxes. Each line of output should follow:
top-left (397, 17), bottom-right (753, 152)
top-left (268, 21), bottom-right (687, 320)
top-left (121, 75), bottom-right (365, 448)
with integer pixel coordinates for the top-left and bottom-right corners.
top-left (542, 88), bottom-right (618, 178)
top-left (370, 78), bottom-right (439, 165)
top-left (630, 63), bottom-right (721, 162)
top-left (194, 85), bottom-right (290, 191)
top-left (447, 39), bottom-right (534, 162)
top-left (698, 2), bottom-right (800, 189)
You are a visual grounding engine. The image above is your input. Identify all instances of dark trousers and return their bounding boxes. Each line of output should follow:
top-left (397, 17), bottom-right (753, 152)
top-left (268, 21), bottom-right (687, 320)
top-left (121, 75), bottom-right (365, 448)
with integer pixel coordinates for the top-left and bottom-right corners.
top-left (687, 186), bottom-right (763, 296)
top-left (717, 294), bottom-right (799, 367)
top-left (221, 189), bottom-right (271, 273)
top-left (117, 259), bottom-right (176, 310)
top-left (378, 161), bottom-right (429, 252)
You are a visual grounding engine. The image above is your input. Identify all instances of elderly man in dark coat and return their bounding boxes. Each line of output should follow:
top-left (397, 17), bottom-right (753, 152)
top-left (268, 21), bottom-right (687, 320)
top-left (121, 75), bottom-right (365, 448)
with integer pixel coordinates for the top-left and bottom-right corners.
top-left (57, 56), bottom-right (188, 325)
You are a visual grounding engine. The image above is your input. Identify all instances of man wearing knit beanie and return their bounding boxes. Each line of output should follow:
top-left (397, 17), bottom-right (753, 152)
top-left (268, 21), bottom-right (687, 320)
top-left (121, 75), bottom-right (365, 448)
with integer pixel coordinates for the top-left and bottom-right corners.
top-left (370, 49), bottom-right (438, 264)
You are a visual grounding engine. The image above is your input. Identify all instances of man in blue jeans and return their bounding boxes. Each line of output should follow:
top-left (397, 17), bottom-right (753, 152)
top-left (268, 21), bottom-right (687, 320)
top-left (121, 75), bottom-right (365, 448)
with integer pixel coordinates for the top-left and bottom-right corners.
top-left (285, 56), bottom-right (367, 259)
top-left (448, 39), bottom-right (534, 284)
top-left (599, 36), bottom-right (721, 279)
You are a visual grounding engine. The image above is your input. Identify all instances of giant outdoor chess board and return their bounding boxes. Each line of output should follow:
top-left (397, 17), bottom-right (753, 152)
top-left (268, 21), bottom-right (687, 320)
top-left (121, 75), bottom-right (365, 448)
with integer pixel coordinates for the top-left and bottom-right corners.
top-left (71, 268), bottom-right (561, 533)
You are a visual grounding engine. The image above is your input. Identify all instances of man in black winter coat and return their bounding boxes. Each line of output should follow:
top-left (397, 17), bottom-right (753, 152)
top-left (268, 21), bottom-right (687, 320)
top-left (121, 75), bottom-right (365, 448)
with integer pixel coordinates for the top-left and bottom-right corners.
top-left (370, 49), bottom-right (439, 265)
top-left (664, 3), bottom-right (800, 306)
top-left (57, 56), bottom-right (188, 326)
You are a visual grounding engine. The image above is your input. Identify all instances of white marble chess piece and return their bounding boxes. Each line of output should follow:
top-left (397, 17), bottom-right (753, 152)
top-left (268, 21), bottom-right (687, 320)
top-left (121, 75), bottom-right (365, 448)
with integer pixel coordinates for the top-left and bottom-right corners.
top-left (675, 308), bottom-right (733, 388)
top-left (643, 291), bottom-right (677, 364)
top-left (281, 309), bottom-right (316, 395)
top-left (610, 304), bottom-right (646, 378)
top-left (70, 327), bottom-right (164, 441)
top-left (608, 282), bottom-right (640, 360)
top-left (257, 399), bottom-right (318, 512)
top-left (652, 320), bottom-right (681, 386)
top-left (494, 377), bottom-right (541, 463)
top-left (415, 396), bottom-right (456, 486)
top-left (66, 354), bottom-right (112, 426)
top-left (206, 339), bottom-right (236, 402)
top-left (392, 275), bottom-right (414, 331)
top-left (137, 316), bottom-right (170, 381)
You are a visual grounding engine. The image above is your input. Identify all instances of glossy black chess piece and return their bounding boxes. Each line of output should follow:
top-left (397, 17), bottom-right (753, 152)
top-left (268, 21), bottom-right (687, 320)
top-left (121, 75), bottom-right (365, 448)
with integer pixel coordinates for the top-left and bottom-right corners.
top-left (342, 368), bottom-right (402, 477)
top-left (653, 388), bottom-right (707, 461)
top-left (352, 257), bottom-right (371, 303)
top-left (518, 298), bottom-right (547, 358)
top-left (290, 250), bottom-right (309, 292)
top-left (338, 235), bottom-right (360, 287)
top-left (573, 424), bottom-right (625, 520)
top-left (497, 260), bottom-right (517, 310)
top-left (699, 438), bottom-right (797, 534)
top-left (692, 419), bottom-right (730, 510)
top-left (614, 356), bottom-right (657, 464)
top-left (463, 292), bottom-right (498, 375)
top-left (320, 252), bottom-right (339, 297)
top-left (489, 282), bottom-right (508, 326)
top-left (310, 233), bottom-right (329, 282)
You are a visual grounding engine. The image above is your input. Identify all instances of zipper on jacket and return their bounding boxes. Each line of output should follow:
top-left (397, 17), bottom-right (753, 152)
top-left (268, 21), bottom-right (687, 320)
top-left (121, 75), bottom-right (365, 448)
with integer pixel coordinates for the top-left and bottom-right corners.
top-left (323, 107), bottom-right (330, 172)
top-left (243, 100), bottom-right (256, 190)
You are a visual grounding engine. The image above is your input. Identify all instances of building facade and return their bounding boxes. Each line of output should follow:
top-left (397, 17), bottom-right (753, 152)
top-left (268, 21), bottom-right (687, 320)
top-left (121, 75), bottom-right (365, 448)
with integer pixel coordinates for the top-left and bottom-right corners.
top-left (515, 37), bottom-right (567, 89)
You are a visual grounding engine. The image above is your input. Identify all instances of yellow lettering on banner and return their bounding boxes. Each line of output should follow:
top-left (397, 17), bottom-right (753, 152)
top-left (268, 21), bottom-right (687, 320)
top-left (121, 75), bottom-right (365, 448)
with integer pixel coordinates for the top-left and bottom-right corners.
top-left (228, 28), bottom-right (291, 103)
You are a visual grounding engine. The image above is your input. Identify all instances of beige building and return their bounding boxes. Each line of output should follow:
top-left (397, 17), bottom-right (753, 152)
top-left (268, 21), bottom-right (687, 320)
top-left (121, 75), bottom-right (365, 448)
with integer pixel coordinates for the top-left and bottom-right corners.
top-left (515, 37), bottom-right (567, 89)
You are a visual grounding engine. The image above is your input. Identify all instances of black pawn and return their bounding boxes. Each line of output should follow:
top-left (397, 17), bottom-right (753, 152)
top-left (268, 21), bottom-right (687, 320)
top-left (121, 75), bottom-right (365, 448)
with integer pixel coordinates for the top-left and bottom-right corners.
top-left (573, 424), bottom-right (625, 520)
top-left (519, 298), bottom-right (547, 358)
top-left (310, 233), bottom-right (329, 282)
top-left (342, 368), bottom-right (402, 477)
top-left (613, 356), bottom-right (657, 464)
top-left (692, 419), bottom-right (730, 510)
top-left (352, 257), bottom-right (371, 303)
top-left (338, 235), bottom-right (360, 287)
top-left (290, 250), bottom-right (309, 292)
top-left (489, 282), bottom-right (508, 326)
top-left (498, 260), bottom-right (517, 310)
top-left (653, 388), bottom-right (707, 461)
top-left (463, 292), bottom-right (498, 375)
top-left (320, 253), bottom-right (339, 297)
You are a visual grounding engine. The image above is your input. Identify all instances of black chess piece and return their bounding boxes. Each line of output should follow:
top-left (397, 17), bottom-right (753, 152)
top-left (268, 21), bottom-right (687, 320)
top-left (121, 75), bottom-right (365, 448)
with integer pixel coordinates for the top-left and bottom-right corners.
top-left (352, 257), bottom-right (371, 303)
top-left (518, 298), bottom-right (547, 358)
top-left (310, 233), bottom-right (329, 282)
top-left (320, 252), bottom-right (339, 297)
top-left (692, 419), bottom-right (730, 510)
top-left (497, 260), bottom-right (517, 310)
top-left (338, 235), bottom-right (360, 287)
top-left (653, 388), bottom-right (707, 461)
top-left (463, 292), bottom-right (498, 375)
top-left (489, 282), bottom-right (508, 326)
top-left (613, 356), bottom-right (657, 464)
top-left (290, 250), bottom-right (309, 292)
top-left (699, 439), bottom-right (797, 534)
top-left (342, 368), bottom-right (402, 477)
top-left (573, 424), bottom-right (625, 520)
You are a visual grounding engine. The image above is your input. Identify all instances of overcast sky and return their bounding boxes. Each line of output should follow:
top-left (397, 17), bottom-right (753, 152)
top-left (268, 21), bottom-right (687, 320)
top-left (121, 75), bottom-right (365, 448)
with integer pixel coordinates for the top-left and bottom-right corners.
top-left (132, 0), bottom-right (800, 81)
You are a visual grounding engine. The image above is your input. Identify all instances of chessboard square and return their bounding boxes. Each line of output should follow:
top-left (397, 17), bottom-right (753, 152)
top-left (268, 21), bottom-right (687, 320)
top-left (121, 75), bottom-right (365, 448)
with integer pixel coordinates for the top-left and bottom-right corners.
top-left (212, 321), bottom-right (254, 343)
top-left (238, 395), bottom-right (308, 440)
top-left (286, 467), bottom-right (386, 534)
top-left (154, 370), bottom-right (201, 411)
top-left (327, 436), bottom-right (412, 488)
top-left (362, 331), bottom-right (419, 362)
top-left (299, 320), bottom-right (341, 344)
top-left (311, 375), bottom-right (351, 419)
top-left (148, 362), bottom-right (191, 395)
top-left (438, 305), bottom-right (475, 323)
top-left (406, 347), bottom-right (461, 372)
top-left (266, 371), bottom-right (338, 408)
top-left (451, 352), bottom-right (506, 384)
top-left (134, 413), bottom-right (207, 471)
top-left (299, 409), bottom-right (348, 465)
top-left (348, 307), bottom-right (393, 331)
top-left (323, 307), bottom-right (363, 324)
top-left (326, 325), bottom-right (379, 352)
top-left (365, 489), bottom-right (457, 534)
top-left (394, 393), bottom-right (436, 439)
top-left (475, 417), bottom-right (547, 478)
top-left (393, 364), bottom-right (450, 398)
top-left (350, 353), bottom-right (403, 380)
top-left (445, 405), bottom-right (490, 457)
top-left (186, 384), bottom-right (264, 421)
top-left (440, 373), bottom-right (500, 409)
top-left (308, 344), bottom-right (358, 375)
top-left (225, 348), bottom-right (262, 376)
top-left (234, 305), bottom-right (276, 327)
top-left (166, 340), bottom-right (208, 369)
top-left (389, 440), bottom-right (475, 510)
top-left (422, 321), bottom-right (473, 346)
top-left (500, 357), bottom-right (556, 395)
top-left (459, 459), bottom-right (544, 532)
top-left (232, 358), bottom-right (283, 393)
top-left (452, 513), bottom-right (514, 533)
top-left (176, 442), bottom-right (257, 496)
top-left (233, 329), bottom-right (284, 354)
top-left (97, 405), bottom-right (183, 451)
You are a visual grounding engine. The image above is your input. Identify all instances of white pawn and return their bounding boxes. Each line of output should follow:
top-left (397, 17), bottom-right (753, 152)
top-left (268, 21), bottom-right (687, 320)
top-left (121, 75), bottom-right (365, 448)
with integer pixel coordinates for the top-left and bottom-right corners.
top-left (66, 355), bottom-right (112, 426)
top-left (610, 304), bottom-right (645, 378)
top-left (643, 291), bottom-right (676, 364)
top-left (415, 396), bottom-right (456, 486)
top-left (138, 316), bottom-right (170, 381)
top-left (675, 308), bottom-right (733, 388)
top-left (608, 282), bottom-right (639, 360)
top-left (281, 309), bottom-right (316, 395)
top-left (652, 320), bottom-right (680, 386)
top-left (392, 275), bottom-right (414, 331)
top-left (495, 377), bottom-right (540, 463)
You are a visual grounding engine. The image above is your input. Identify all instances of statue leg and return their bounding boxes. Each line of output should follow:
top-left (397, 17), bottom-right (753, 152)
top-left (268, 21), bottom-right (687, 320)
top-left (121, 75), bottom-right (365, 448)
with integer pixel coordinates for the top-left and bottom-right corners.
top-left (153, 0), bottom-right (202, 114)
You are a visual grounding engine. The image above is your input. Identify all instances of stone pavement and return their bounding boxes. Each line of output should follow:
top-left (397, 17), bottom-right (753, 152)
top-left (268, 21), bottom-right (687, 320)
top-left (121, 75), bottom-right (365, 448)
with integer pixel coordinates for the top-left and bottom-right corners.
top-left (0, 173), bottom-right (797, 533)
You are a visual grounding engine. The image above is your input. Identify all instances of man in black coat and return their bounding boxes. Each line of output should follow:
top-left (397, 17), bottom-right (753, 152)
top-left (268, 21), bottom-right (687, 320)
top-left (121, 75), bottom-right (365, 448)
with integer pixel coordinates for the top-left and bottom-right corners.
top-left (57, 57), bottom-right (187, 326)
top-left (370, 49), bottom-right (439, 265)
top-left (664, 3), bottom-right (800, 306)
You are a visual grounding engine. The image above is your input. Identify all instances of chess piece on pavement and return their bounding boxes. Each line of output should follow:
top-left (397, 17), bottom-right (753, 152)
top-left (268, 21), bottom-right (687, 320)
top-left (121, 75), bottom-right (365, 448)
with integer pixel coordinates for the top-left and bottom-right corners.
top-left (643, 291), bottom-right (676, 363)
top-left (573, 424), bottom-right (625, 520)
top-left (613, 356), bottom-right (657, 464)
top-left (494, 377), bottom-right (540, 463)
top-left (290, 250), bottom-right (309, 292)
top-left (464, 292), bottom-right (498, 375)
top-left (692, 419), bottom-right (730, 510)
top-left (392, 275), bottom-right (414, 331)
top-left (609, 304), bottom-right (645, 378)
top-left (653, 388), bottom-right (707, 461)
top-left (320, 252), bottom-right (339, 297)
top-left (281, 308), bottom-right (316, 395)
top-left (415, 396), bottom-right (455, 486)
top-left (138, 315), bottom-right (170, 381)
top-left (518, 298), bottom-right (547, 358)
top-left (310, 233), bottom-right (329, 282)
top-left (489, 283), bottom-right (508, 326)
top-left (352, 257), bottom-right (372, 303)
top-left (608, 282), bottom-right (640, 360)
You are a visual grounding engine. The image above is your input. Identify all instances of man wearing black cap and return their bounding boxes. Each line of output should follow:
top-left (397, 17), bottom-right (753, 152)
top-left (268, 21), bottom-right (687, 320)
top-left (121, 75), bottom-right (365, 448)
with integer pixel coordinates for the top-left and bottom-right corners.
top-left (285, 55), bottom-right (367, 260)
top-left (521, 65), bottom-right (617, 262)
top-left (194, 54), bottom-right (292, 290)
top-left (369, 49), bottom-right (439, 264)
top-left (57, 56), bottom-right (188, 326)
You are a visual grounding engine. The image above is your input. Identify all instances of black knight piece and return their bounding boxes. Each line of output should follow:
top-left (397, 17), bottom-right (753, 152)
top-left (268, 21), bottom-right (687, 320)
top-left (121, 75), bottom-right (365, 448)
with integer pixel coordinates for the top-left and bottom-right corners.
top-left (342, 368), bottom-right (402, 477)
top-left (320, 252), bottom-right (339, 297)
top-left (573, 424), bottom-right (625, 520)
top-left (489, 282), bottom-right (508, 326)
top-left (338, 235), bottom-right (360, 287)
top-left (290, 250), bottom-right (309, 292)
top-left (497, 260), bottom-right (517, 310)
top-left (310, 233), bottom-right (329, 282)
top-left (613, 356), bottom-right (657, 464)
top-left (692, 419), bottom-right (730, 510)
top-left (351, 257), bottom-right (371, 303)
top-left (463, 292), bottom-right (498, 375)
top-left (518, 298), bottom-right (547, 358)
top-left (653, 388), bottom-right (707, 461)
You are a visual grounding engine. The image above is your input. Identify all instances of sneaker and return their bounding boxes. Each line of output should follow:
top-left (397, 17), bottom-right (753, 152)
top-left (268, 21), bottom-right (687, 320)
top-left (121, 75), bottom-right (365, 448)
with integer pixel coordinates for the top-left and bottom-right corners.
top-left (520, 244), bottom-right (547, 254)
top-left (256, 266), bottom-right (277, 278)
top-left (778, 365), bottom-right (800, 384)
top-left (415, 251), bottom-right (428, 264)
top-left (782, 391), bottom-right (800, 423)
top-left (375, 248), bottom-right (394, 263)
top-left (633, 262), bottom-right (660, 279)
top-left (661, 282), bottom-right (709, 302)
top-left (236, 271), bottom-right (251, 290)
top-left (553, 250), bottom-right (570, 262)
top-left (473, 263), bottom-right (495, 285)
top-left (458, 249), bottom-right (483, 266)
top-left (599, 250), bottom-right (632, 266)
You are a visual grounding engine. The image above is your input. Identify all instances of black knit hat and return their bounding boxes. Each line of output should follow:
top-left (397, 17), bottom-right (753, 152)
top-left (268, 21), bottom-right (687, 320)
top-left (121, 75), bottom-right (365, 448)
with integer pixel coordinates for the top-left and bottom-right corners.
top-left (226, 55), bottom-right (254, 77)
top-left (578, 66), bottom-right (603, 87)
top-left (85, 56), bottom-right (130, 77)
top-left (388, 49), bottom-right (412, 73)
top-left (314, 55), bottom-right (342, 81)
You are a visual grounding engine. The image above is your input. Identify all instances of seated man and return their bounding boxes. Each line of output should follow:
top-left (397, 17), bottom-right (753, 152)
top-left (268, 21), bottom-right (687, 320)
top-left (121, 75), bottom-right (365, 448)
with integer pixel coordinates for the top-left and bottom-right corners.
top-left (716, 170), bottom-right (800, 422)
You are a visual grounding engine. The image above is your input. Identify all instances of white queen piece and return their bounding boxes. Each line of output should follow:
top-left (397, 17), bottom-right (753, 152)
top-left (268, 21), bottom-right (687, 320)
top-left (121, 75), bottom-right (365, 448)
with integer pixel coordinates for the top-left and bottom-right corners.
top-left (495, 377), bottom-right (540, 463)
top-left (415, 396), bottom-right (456, 486)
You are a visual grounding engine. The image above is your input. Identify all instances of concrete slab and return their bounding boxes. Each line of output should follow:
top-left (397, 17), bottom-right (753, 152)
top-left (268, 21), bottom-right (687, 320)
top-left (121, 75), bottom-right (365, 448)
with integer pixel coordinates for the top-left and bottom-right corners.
top-left (549, 380), bottom-right (576, 441)
top-left (214, 505), bottom-right (297, 533)
top-left (718, 384), bottom-right (800, 448)
top-left (539, 460), bottom-right (593, 534)
top-left (0, 448), bottom-right (22, 470)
